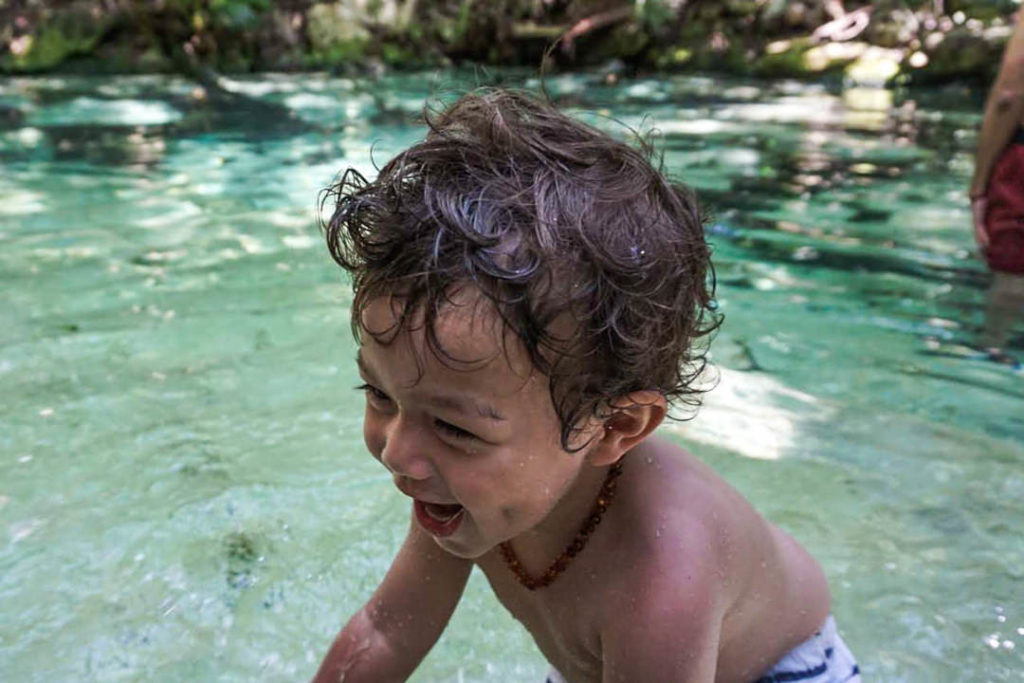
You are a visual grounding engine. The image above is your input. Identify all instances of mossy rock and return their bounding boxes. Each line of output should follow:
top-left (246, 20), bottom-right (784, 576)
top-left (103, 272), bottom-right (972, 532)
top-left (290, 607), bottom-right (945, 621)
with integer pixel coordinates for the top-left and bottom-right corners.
top-left (865, 8), bottom-right (919, 48)
top-left (57, 42), bottom-right (174, 75)
top-left (723, 0), bottom-right (763, 16)
top-left (914, 24), bottom-right (1007, 81)
top-left (685, 43), bottom-right (749, 74)
top-left (311, 39), bottom-right (372, 66)
top-left (753, 36), bottom-right (815, 77)
top-left (651, 45), bottom-right (695, 70)
top-left (379, 40), bottom-right (435, 67)
top-left (1, 5), bottom-right (113, 73)
top-left (845, 47), bottom-right (903, 87)
top-left (307, 2), bottom-right (373, 61)
top-left (433, 0), bottom-right (508, 59)
top-left (754, 38), bottom-right (874, 79)
top-left (588, 22), bottom-right (651, 63)
top-left (960, 2), bottom-right (1019, 22)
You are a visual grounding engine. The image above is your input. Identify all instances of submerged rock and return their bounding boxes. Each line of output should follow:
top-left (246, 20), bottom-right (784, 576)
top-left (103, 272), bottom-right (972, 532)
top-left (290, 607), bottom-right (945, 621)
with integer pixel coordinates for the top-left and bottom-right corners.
top-left (0, 104), bottom-right (25, 129)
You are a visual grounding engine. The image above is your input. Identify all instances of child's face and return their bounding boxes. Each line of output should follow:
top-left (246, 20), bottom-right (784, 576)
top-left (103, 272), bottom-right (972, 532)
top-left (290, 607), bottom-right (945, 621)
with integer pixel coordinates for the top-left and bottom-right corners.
top-left (355, 287), bottom-right (600, 558)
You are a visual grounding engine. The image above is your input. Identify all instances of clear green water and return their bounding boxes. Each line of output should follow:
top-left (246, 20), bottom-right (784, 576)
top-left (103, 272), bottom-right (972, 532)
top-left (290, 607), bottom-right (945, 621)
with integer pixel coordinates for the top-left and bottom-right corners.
top-left (1, 71), bottom-right (1021, 682)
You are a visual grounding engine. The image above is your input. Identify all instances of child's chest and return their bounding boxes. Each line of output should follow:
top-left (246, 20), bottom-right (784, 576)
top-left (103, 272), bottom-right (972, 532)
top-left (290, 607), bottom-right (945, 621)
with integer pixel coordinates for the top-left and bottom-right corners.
top-left (476, 556), bottom-right (607, 681)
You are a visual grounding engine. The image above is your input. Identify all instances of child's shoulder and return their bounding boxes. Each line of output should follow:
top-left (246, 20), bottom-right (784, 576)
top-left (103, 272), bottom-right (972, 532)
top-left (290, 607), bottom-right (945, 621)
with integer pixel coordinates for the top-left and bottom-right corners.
top-left (610, 436), bottom-right (775, 596)
top-left (567, 438), bottom-right (830, 681)
top-left (578, 438), bottom-right (776, 677)
top-left (605, 437), bottom-right (829, 645)
top-left (621, 436), bottom-right (757, 531)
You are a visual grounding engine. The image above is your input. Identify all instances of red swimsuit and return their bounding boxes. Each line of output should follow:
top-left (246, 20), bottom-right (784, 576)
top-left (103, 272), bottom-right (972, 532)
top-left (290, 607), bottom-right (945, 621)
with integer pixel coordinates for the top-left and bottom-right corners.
top-left (984, 127), bottom-right (1024, 273)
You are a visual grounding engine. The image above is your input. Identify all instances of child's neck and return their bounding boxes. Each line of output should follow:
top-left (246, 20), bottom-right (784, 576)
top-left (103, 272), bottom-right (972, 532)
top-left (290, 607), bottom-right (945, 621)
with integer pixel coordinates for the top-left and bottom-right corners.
top-left (500, 461), bottom-right (618, 579)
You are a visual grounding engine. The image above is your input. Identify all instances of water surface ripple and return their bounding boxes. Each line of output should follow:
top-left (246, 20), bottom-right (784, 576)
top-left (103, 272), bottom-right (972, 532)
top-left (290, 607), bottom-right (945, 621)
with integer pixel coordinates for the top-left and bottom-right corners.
top-left (0, 71), bottom-right (1021, 682)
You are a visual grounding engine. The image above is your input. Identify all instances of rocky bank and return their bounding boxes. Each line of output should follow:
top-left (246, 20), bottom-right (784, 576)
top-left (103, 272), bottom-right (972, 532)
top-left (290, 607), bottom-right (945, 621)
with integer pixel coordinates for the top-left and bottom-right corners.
top-left (0, 1), bottom-right (1018, 85)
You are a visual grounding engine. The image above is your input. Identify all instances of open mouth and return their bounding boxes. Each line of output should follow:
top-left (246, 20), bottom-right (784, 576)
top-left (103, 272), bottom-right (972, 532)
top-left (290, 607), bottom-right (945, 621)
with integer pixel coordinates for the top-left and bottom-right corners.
top-left (413, 500), bottom-right (466, 537)
top-left (422, 502), bottom-right (463, 522)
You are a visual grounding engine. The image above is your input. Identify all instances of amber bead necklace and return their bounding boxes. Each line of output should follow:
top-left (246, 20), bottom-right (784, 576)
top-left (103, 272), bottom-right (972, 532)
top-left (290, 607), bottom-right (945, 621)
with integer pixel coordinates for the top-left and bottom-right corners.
top-left (499, 462), bottom-right (623, 590)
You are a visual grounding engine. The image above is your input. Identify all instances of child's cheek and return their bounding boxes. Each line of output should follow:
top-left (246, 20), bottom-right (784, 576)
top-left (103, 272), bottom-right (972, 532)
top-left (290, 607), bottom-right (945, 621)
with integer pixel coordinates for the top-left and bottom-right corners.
top-left (458, 470), bottom-right (507, 513)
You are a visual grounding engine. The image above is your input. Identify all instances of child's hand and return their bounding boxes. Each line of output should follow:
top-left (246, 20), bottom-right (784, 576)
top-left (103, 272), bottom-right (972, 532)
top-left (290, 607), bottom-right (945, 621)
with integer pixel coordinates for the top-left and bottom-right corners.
top-left (972, 196), bottom-right (990, 251)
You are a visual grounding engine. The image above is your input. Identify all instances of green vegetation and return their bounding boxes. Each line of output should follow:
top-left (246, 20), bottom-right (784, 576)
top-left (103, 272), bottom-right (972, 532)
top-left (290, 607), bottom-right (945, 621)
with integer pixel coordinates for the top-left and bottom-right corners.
top-left (0, 0), bottom-right (1019, 83)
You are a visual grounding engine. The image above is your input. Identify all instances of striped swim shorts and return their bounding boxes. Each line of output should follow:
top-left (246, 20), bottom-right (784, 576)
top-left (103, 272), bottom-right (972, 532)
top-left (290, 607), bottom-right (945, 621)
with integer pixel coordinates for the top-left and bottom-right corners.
top-left (545, 615), bottom-right (860, 683)
top-left (753, 615), bottom-right (861, 683)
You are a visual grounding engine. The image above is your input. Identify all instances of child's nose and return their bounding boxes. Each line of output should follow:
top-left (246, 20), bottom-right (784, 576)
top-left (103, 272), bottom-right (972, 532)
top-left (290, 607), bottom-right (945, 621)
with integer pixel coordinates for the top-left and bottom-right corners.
top-left (379, 417), bottom-right (432, 481)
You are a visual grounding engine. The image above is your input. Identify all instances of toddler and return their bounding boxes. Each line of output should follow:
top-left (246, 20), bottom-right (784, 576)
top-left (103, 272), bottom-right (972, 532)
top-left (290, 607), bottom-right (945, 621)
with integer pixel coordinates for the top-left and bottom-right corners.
top-left (313, 90), bottom-right (860, 683)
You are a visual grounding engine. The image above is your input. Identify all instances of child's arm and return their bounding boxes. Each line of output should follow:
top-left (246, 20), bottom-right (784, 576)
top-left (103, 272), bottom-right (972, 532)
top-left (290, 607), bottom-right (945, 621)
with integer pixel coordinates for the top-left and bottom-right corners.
top-left (312, 518), bottom-right (473, 683)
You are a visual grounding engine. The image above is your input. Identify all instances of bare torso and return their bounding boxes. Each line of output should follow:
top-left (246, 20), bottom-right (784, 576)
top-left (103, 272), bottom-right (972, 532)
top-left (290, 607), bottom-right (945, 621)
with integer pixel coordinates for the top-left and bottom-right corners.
top-left (475, 437), bottom-right (831, 683)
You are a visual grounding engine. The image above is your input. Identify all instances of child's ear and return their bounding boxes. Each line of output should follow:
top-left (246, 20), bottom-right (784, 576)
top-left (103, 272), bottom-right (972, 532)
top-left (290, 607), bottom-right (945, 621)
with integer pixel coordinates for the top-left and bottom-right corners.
top-left (586, 391), bottom-right (667, 466)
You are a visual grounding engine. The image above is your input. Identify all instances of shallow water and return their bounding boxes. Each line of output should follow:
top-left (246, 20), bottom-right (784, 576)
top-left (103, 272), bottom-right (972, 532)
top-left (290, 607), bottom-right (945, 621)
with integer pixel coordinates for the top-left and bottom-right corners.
top-left (1, 70), bottom-right (1021, 682)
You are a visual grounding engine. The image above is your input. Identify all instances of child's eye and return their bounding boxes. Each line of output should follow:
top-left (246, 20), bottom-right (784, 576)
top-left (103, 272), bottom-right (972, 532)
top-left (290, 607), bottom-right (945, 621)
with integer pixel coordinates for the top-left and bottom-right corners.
top-left (355, 383), bottom-right (391, 405)
top-left (434, 418), bottom-right (475, 440)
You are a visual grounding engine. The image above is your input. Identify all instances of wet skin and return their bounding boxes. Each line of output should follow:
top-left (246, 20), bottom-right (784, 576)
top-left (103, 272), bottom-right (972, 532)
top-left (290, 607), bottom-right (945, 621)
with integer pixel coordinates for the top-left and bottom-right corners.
top-left (342, 288), bottom-right (831, 682)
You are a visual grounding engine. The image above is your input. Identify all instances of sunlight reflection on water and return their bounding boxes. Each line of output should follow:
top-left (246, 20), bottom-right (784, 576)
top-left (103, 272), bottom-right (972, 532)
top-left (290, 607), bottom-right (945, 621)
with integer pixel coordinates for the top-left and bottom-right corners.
top-left (0, 70), bottom-right (1021, 682)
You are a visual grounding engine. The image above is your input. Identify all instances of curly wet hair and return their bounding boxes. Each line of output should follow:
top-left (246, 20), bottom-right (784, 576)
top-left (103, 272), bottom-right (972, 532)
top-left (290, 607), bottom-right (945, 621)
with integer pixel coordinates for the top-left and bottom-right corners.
top-left (321, 89), bottom-right (720, 450)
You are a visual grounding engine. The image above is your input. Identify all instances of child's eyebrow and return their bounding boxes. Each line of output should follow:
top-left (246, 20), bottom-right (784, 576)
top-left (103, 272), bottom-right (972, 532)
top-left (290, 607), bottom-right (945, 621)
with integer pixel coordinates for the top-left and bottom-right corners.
top-left (424, 393), bottom-right (507, 423)
top-left (355, 351), bottom-right (507, 422)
